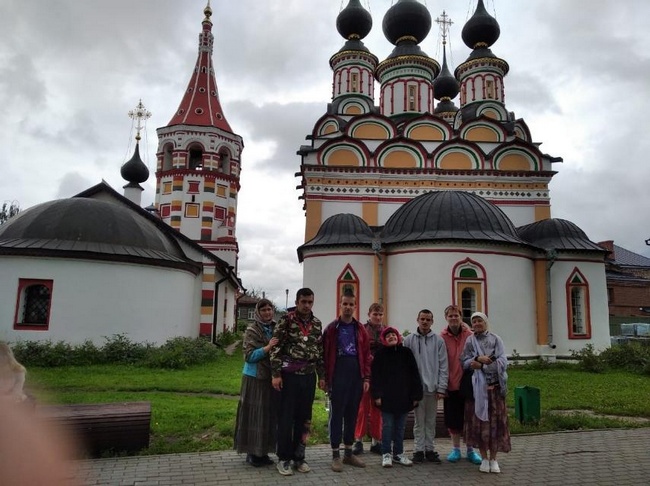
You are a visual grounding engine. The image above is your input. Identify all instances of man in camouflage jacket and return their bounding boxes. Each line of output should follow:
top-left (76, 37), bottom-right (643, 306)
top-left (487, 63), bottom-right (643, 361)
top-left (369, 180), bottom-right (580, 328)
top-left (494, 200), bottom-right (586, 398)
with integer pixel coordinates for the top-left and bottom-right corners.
top-left (270, 288), bottom-right (325, 475)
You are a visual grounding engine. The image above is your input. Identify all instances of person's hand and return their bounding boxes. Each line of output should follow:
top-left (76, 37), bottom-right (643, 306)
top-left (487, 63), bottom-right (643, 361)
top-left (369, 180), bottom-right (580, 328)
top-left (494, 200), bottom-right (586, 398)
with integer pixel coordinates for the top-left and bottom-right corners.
top-left (264, 337), bottom-right (279, 353)
top-left (272, 376), bottom-right (282, 391)
top-left (470, 360), bottom-right (482, 370)
top-left (375, 398), bottom-right (382, 407)
top-left (436, 392), bottom-right (446, 400)
top-left (363, 380), bottom-right (370, 393)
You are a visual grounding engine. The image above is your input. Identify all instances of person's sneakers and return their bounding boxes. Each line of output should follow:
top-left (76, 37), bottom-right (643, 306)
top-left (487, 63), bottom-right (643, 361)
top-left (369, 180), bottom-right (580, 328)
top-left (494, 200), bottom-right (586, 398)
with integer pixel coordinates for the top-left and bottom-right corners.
top-left (331, 457), bottom-right (343, 472)
top-left (277, 460), bottom-right (294, 476)
top-left (479, 459), bottom-right (490, 473)
top-left (490, 459), bottom-right (501, 473)
top-left (393, 454), bottom-right (413, 466)
top-left (467, 450), bottom-right (482, 465)
top-left (382, 453), bottom-right (393, 468)
top-left (342, 454), bottom-right (366, 468)
top-left (446, 448), bottom-right (461, 463)
top-left (369, 443), bottom-right (382, 454)
top-left (294, 460), bottom-right (311, 473)
top-left (352, 440), bottom-right (364, 455)
top-left (412, 451), bottom-right (425, 463)
top-left (425, 450), bottom-right (441, 463)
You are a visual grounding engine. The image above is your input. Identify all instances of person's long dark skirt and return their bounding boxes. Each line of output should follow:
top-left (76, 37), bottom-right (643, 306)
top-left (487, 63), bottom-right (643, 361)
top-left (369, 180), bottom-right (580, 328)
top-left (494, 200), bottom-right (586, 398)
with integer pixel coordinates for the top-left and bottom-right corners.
top-left (463, 386), bottom-right (511, 453)
top-left (234, 375), bottom-right (279, 456)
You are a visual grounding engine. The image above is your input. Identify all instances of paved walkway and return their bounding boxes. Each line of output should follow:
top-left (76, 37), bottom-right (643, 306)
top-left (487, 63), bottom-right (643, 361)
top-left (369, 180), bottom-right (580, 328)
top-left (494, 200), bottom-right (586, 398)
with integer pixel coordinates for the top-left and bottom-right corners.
top-left (74, 428), bottom-right (649, 485)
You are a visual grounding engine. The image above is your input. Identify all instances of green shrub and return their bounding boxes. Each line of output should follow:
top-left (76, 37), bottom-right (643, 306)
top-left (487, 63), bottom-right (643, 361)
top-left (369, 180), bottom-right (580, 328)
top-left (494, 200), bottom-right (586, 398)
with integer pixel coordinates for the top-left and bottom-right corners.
top-left (101, 334), bottom-right (152, 364)
top-left (571, 344), bottom-right (606, 373)
top-left (600, 341), bottom-right (650, 373)
top-left (144, 337), bottom-right (222, 369)
top-left (215, 330), bottom-right (241, 347)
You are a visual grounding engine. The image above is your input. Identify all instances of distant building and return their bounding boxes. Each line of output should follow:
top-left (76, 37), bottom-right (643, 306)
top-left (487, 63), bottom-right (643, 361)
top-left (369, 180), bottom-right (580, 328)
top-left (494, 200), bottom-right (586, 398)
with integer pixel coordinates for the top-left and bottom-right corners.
top-left (598, 241), bottom-right (650, 333)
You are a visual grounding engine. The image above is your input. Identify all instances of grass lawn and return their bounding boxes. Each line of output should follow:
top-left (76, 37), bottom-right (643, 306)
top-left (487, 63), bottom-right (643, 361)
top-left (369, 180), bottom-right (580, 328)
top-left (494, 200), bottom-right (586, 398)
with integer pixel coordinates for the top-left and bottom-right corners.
top-left (27, 349), bottom-right (650, 455)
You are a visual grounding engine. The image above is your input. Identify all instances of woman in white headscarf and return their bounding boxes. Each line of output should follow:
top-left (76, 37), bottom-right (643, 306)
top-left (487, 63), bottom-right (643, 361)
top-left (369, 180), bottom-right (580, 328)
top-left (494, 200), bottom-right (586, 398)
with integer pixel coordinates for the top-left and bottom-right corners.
top-left (460, 312), bottom-right (511, 474)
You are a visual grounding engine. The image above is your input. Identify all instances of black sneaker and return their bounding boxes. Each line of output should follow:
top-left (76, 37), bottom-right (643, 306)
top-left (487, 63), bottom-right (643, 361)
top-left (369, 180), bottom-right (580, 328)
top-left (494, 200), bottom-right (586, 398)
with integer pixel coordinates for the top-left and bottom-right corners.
top-left (260, 455), bottom-right (275, 466)
top-left (412, 451), bottom-right (425, 463)
top-left (369, 443), bottom-right (382, 454)
top-left (352, 440), bottom-right (364, 455)
top-left (425, 450), bottom-right (441, 463)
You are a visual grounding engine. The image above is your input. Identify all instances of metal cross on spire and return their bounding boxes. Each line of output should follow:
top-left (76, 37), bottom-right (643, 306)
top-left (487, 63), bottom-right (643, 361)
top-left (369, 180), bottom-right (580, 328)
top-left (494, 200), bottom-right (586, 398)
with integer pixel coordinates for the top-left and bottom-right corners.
top-left (128, 99), bottom-right (151, 141)
top-left (435, 10), bottom-right (453, 46)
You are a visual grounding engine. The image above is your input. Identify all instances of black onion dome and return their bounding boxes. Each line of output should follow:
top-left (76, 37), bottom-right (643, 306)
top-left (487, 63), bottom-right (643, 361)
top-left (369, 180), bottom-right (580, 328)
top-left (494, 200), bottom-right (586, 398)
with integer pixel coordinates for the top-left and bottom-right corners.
top-left (0, 198), bottom-right (184, 260)
top-left (297, 213), bottom-right (374, 261)
top-left (517, 219), bottom-right (605, 252)
top-left (461, 0), bottom-right (500, 49)
top-left (337, 0), bottom-right (372, 40)
top-left (433, 49), bottom-right (459, 101)
top-left (381, 190), bottom-right (524, 245)
top-left (383, 0), bottom-right (431, 46)
top-left (120, 142), bottom-right (149, 184)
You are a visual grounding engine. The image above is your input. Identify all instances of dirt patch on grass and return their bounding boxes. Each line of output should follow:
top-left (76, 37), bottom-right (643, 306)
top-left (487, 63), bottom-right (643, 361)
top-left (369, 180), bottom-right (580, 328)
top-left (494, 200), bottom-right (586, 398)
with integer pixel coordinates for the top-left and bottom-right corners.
top-left (549, 410), bottom-right (650, 424)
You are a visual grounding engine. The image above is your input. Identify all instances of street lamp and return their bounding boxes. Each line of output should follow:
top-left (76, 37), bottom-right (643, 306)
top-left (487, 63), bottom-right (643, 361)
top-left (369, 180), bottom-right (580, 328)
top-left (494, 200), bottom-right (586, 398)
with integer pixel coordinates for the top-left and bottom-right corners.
top-left (285, 289), bottom-right (289, 310)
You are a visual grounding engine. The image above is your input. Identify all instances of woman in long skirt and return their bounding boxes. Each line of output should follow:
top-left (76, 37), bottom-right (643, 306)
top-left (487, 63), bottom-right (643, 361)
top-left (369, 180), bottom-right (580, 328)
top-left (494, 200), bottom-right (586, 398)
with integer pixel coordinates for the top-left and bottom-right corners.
top-left (461, 312), bottom-right (511, 474)
top-left (234, 299), bottom-right (280, 466)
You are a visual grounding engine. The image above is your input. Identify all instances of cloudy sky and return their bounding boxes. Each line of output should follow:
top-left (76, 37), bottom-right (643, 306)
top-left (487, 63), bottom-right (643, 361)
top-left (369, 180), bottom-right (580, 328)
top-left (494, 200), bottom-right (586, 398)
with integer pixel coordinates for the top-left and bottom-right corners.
top-left (1, 0), bottom-right (649, 307)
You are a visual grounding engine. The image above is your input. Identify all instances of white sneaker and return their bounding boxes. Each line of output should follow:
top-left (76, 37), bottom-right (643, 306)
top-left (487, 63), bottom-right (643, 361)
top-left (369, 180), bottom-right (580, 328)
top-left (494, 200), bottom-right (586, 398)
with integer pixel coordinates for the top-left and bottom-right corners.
top-left (382, 453), bottom-right (393, 468)
top-left (393, 454), bottom-right (413, 466)
top-left (479, 459), bottom-right (490, 473)
top-left (490, 459), bottom-right (501, 473)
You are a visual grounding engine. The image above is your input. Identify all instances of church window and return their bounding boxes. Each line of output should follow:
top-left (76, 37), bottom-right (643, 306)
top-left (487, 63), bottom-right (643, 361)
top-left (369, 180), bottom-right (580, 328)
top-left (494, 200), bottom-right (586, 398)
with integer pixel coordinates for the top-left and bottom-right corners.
top-left (461, 288), bottom-right (476, 324)
top-left (219, 149), bottom-right (231, 175)
top-left (214, 206), bottom-right (226, 220)
top-left (336, 264), bottom-right (360, 321)
top-left (452, 259), bottom-right (487, 325)
top-left (162, 181), bottom-right (173, 195)
top-left (162, 144), bottom-right (173, 171)
top-left (351, 72), bottom-right (359, 93)
top-left (14, 279), bottom-right (53, 330)
top-left (566, 269), bottom-right (591, 339)
top-left (408, 85), bottom-right (417, 111)
top-left (486, 79), bottom-right (495, 99)
top-left (188, 145), bottom-right (203, 170)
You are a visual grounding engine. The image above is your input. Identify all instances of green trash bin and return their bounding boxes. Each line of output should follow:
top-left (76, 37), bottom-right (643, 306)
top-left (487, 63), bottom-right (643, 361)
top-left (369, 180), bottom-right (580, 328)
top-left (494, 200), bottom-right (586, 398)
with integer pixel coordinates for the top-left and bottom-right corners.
top-left (514, 386), bottom-right (540, 424)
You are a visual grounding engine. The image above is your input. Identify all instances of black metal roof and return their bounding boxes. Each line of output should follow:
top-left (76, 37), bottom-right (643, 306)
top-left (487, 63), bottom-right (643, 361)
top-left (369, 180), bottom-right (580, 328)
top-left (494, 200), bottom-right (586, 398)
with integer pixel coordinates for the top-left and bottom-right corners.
top-left (382, 0), bottom-right (431, 46)
top-left (297, 213), bottom-right (374, 262)
top-left (0, 197), bottom-right (201, 273)
top-left (517, 218), bottom-right (605, 252)
top-left (381, 190), bottom-right (525, 245)
top-left (336, 0), bottom-right (372, 41)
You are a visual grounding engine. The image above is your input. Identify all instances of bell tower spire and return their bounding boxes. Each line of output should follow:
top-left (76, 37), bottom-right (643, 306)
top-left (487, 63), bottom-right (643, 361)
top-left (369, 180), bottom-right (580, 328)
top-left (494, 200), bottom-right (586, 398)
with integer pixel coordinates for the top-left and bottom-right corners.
top-left (155, 1), bottom-right (244, 270)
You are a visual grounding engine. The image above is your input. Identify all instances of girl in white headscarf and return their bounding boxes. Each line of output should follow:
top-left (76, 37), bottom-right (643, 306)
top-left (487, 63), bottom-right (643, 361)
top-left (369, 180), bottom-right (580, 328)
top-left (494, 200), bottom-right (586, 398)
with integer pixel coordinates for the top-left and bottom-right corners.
top-left (460, 312), bottom-right (511, 474)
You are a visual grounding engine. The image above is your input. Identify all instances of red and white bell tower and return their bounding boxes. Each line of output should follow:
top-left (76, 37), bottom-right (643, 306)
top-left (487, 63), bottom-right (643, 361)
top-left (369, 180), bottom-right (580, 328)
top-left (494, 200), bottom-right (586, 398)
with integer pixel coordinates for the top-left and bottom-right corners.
top-left (155, 2), bottom-right (243, 270)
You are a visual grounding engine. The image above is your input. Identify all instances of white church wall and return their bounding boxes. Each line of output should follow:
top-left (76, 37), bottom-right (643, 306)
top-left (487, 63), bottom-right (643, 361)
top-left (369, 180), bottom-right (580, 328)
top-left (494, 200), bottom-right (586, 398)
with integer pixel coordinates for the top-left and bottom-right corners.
top-left (301, 252), bottom-right (376, 324)
top-left (547, 258), bottom-right (610, 357)
top-left (385, 248), bottom-right (538, 355)
top-left (0, 257), bottom-right (200, 346)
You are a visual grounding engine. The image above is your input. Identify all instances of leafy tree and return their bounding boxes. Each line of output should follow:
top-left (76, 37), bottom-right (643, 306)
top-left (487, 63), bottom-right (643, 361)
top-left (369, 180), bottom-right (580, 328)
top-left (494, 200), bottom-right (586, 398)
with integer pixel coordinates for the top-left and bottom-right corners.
top-left (0, 201), bottom-right (20, 226)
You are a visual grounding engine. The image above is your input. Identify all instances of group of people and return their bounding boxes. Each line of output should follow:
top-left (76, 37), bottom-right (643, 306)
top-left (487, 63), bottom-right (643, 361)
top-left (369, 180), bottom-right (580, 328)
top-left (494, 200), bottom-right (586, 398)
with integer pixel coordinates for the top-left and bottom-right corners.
top-left (233, 289), bottom-right (511, 476)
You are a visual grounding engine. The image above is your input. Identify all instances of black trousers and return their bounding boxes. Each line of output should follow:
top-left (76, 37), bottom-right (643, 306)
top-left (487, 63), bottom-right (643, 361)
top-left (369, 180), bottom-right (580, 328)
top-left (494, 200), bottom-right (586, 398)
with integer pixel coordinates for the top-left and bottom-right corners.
top-left (328, 356), bottom-right (363, 448)
top-left (276, 371), bottom-right (316, 461)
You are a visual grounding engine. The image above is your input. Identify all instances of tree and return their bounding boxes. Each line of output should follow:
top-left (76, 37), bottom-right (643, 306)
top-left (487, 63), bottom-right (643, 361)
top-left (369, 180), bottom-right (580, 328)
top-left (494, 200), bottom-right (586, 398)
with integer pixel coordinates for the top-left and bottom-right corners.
top-left (0, 201), bottom-right (19, 226)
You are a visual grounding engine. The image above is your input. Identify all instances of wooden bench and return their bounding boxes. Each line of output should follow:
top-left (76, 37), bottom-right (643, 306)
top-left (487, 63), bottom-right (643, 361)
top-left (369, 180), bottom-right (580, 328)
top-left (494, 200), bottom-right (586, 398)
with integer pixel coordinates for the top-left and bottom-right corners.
top-left (38, 401), bottom-right (151, 457)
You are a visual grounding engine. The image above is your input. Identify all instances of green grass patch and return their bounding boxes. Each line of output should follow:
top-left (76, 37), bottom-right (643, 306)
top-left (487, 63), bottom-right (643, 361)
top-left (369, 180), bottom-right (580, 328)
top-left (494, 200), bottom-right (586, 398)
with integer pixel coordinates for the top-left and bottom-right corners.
top-left (27, 348), bottom-right (650, 456)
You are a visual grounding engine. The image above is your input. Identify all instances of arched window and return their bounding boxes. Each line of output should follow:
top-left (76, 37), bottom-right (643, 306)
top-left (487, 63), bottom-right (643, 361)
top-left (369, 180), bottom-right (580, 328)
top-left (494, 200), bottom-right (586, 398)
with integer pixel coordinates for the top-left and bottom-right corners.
top-left (188, 144), bottom-right (203, 170)
top-left (566, 268), bottom-right (591, 339)
top-left (336, 264), bottom-right (360, 321)
top-left (452, 259), bottom-right (487, 326)
top-left (14, 279), bottom-right (53, 330)
top-left (162, 143), bottom-right (173, 171)
top-left (219, 149), bottom-right (231, 175)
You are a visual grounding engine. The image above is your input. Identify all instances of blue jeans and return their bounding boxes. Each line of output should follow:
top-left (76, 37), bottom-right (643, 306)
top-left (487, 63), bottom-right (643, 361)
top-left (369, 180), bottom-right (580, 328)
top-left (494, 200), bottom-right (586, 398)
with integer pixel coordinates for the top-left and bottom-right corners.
top-left (381, 411), bottom-right (407, 456)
